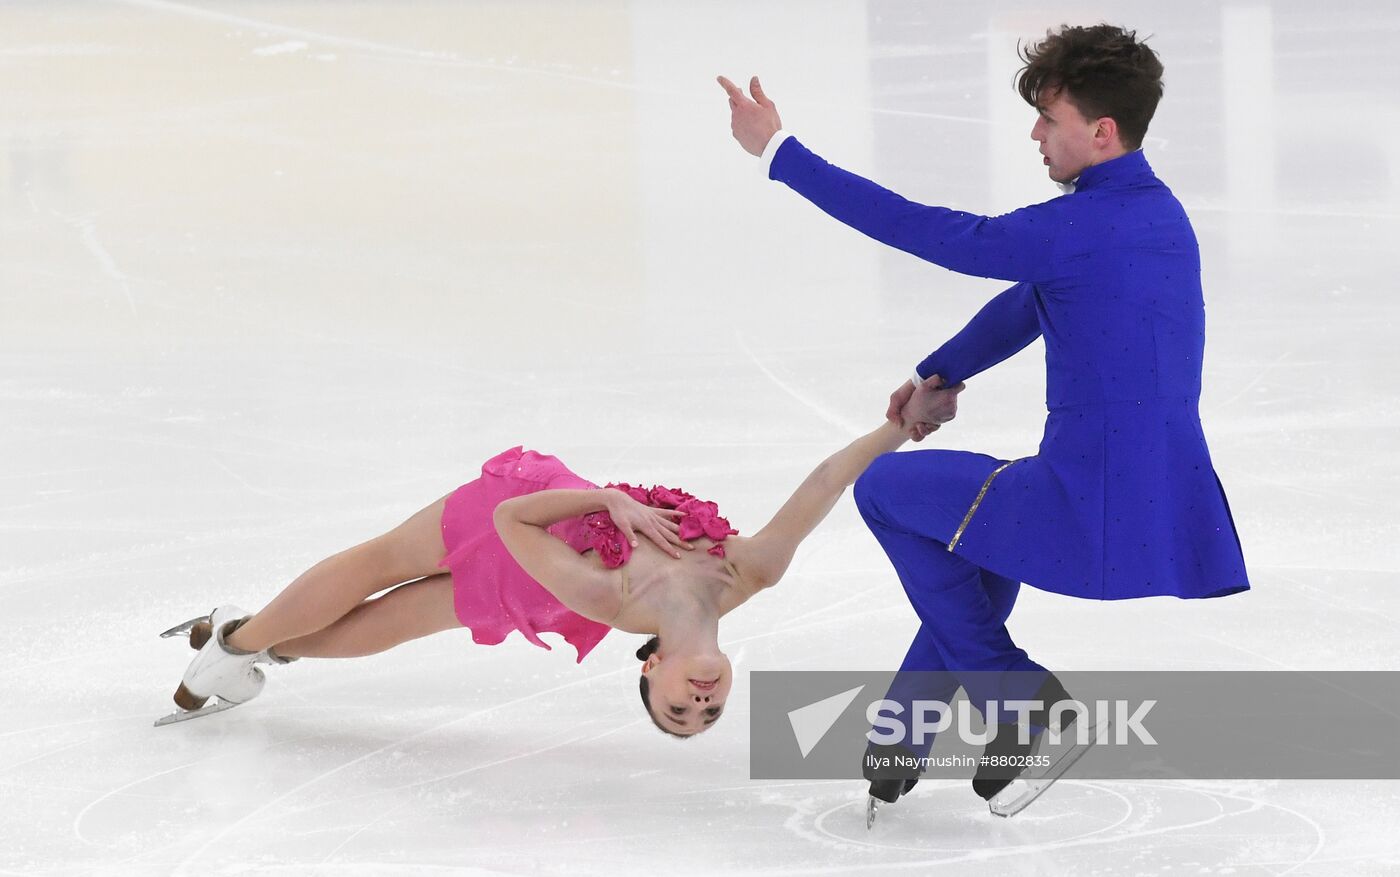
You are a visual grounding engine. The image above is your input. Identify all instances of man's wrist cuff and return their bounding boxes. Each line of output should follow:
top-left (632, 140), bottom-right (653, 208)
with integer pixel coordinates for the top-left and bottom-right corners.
top-left (761, 130), bottom-right (794, 176)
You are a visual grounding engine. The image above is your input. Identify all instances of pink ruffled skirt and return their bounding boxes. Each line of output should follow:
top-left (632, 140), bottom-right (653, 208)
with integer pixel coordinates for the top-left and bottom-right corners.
top-left (436, 447), bottom-right (610, 663)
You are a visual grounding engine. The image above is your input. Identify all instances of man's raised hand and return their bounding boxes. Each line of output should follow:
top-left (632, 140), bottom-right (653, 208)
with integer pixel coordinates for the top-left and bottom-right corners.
top-left (717, 75), bottom-right (782, 157)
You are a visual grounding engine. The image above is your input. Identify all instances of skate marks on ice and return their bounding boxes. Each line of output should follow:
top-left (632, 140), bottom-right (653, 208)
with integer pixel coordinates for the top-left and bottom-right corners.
top-left (66, 704), bottom-right (384, 851)
top-left (763, 780), bottom-right (1327, 874)
top-left (63, 697), bottom-right (636, 872)
top-left (306, 721), bottom-right (643, 868)
top-left (154, 667), bottom-right (647, 874)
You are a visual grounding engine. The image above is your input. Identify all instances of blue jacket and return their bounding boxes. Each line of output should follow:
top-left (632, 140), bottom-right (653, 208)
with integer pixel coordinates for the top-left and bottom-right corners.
top-left (770, 138), bottom-right (1248, 600)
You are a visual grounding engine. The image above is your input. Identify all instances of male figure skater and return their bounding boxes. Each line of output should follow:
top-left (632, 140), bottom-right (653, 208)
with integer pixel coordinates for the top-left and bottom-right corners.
top-left (719, 24), bottom-right (1250, 816)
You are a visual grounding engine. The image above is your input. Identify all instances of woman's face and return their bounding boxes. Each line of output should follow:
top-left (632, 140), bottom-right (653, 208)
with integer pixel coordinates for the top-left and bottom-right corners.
top-left (642, 650), bottom-right (733, 735)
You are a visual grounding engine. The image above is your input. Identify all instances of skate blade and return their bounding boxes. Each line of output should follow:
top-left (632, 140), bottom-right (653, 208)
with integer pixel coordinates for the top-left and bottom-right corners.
top-left (865, 795), bottom-right (879, 829)
top-left (988, 718), bottom-right (1111, 818)
top-left (153, 698), bottom-right (238, 727)
top-left (159, 616), bottom-right (210, 639)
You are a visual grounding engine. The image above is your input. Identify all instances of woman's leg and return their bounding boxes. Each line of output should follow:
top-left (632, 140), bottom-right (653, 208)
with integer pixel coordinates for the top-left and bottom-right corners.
top-left (270, 573), bottom-right (460, 659)
top-left (227, 494), bottom-right (452, 653)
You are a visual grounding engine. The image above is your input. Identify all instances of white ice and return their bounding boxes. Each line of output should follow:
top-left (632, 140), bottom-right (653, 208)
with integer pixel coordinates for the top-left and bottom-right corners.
top-left (3, 1), bottom-right (1399, 874)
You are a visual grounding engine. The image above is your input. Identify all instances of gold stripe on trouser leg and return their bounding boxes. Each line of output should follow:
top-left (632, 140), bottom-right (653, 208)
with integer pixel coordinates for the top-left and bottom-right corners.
top-left (947, 459), bottom-right (1022, 552)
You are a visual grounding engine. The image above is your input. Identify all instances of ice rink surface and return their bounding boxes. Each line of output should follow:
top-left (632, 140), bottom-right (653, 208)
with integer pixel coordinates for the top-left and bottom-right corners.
top-left (3, 0), bottom-right (1399, 874)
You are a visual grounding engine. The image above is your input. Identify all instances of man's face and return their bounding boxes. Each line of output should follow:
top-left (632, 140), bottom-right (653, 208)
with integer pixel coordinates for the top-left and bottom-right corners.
top-left (1029, 86), bottom-right (1102, 184)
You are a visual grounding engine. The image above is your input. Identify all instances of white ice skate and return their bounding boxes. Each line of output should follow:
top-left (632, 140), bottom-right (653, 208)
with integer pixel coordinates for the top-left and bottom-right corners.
top-left (160, 610), bottom-right (294, 665)
top-left (986, 716), bottom-right (1111, 817)
top-left (155, 605), bottom-right (265, 727)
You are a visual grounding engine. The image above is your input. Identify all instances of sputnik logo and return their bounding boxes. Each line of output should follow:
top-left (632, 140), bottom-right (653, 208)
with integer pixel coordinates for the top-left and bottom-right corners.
top-left (787, 685), bottom-right (865, 758)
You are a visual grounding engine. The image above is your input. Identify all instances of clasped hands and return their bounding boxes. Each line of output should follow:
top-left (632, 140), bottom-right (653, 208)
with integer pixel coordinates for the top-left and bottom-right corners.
top-left (888, 375), bottom-right (966, 442)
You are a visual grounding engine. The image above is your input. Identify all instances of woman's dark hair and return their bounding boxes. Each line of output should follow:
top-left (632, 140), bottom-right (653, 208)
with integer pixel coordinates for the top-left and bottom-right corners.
top-left (635, 636), bottom-right (661, 663)
top-left (1015, 24), bottom-right (1164, 150)
top-left (636, 636), bottom-right (691, 740)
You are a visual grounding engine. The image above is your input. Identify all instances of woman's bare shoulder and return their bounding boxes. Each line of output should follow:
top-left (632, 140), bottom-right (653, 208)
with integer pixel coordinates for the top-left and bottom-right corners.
top-left (721, 535), bottom-right (783, 591)
top-left (713, 536), bottom-right (780, 617)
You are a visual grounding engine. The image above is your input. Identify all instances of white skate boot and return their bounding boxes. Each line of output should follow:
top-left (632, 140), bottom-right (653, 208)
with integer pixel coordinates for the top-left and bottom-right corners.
top-left (155, 605), bottom-right (266, 727)
top-left (161, 611), bottom-right (296, 666)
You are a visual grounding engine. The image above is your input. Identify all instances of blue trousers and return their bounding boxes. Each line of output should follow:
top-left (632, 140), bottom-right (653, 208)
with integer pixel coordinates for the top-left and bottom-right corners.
top-left (855, 461), bottom-right (1048, 755)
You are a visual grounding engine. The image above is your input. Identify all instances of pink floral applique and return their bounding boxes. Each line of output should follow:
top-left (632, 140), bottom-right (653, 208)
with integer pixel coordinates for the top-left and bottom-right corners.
top-left (649, 485), bottom-right (692, 509)
top-left (610, 483), bottom-right (652, 505)
top-left (583, 483), bottom-right (738, 567)
top-left (582, 509), bottom-right (632, 569)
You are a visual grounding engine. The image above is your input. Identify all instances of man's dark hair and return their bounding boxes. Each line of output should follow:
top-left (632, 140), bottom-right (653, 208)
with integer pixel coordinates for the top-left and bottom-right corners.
top-left (1015, 24), bottom-right (1164, 150)
top-left (636, 636), bottom-right (691, 740)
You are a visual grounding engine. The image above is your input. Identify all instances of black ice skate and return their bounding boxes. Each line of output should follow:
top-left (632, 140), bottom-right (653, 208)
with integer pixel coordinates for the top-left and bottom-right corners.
top-left (971, 674), bottom-right (1110, 817)
top-left (863, 742), bottom-right (923, 829)
top-left (984, 715), bottom-right (1110, 817)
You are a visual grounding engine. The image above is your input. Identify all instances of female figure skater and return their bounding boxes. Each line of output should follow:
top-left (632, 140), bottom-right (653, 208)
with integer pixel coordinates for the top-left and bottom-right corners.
top-left (159, 377), bottom-right (964, 736)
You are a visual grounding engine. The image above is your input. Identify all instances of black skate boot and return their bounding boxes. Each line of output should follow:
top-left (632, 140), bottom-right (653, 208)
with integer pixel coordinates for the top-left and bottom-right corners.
top-left (971, 673), bottom-right (1109, 817)
top-left (864, 742), bottom-right (924, 828)
top-left (972, 673), bottom-right (1075, 802)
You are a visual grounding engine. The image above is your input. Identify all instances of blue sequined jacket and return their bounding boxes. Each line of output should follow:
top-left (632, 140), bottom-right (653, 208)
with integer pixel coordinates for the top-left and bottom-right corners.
top-left (770, 139), bottom-right (1248, 600)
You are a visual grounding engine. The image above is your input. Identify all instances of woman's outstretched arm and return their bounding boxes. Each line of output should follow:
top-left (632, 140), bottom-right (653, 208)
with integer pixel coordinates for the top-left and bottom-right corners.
top-left (736, 419), bottom-right (913, 592)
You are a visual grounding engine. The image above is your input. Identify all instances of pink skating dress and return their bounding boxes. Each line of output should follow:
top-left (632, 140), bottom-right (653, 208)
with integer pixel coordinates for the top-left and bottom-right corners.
top-left (436, 447), bottom-right (738, 663)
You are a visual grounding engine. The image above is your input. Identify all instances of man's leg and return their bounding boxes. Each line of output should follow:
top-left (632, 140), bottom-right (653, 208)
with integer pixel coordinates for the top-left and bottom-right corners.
top-left (896, 570), bottom-right (1020, 674)
top-left (866, 564), bottom-right (1029, 802)
top-left (982, 569), bottom-right (1021, 628)
top-left (855, 468), bottom-right (1047, 722)
top-left (882, 627), bottom-right (956, 749)
top-left (873, 571), bottom-right (1021, 759)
